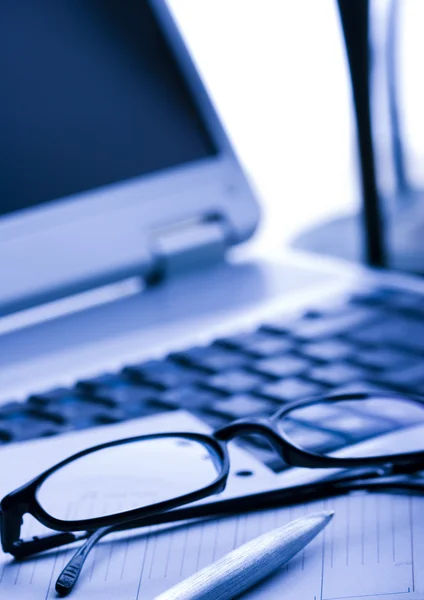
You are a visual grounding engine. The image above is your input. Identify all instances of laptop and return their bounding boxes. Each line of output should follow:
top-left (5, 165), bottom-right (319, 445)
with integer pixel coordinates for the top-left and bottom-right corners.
top-left (1, 0), bottom-right (424, 503)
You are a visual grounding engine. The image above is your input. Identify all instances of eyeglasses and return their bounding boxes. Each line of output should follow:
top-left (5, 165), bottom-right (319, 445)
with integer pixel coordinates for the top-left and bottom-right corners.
top-left (1, 392), bottom-right (424, 595)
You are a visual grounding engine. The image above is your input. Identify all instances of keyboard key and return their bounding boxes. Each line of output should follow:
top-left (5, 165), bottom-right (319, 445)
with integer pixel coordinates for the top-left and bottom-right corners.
top-left (209, 395), bottom-right (277, 419)
top-left (322, 412), bottom-right (394, 442)
top-left (170, 346), bottom-right (249, 373)
top-left (349, 286), bottom-right (424, 314)
top-left (252, 355), bottom-right (309, 378)
top-left (371, 363), bottom-right (424, 393)
top-left (352, 397), bottom-right (424, 426)
top-left (349, 286), bottom-right (400, 306)
top-left (204, 370), bottom-right (266, 395)
top-left (28, 387), bottom-right (77, 405)
top-left (30, 392), bottom-right (122, 428)
top-left (263, 304), bottom-right (363, 333)
top-left (76, 373), bottom-right (126, 392)
top-left (385, 292), bottom-right (424, 314)
top-left (307, 363), bottom-right (371, 387)
top-left (260, 317), bottom-right (296, 335)
top-left (287, 402), bottom-right (349, 424)
top-left (300, 340), bottom-right (354, 362)
top-left (241, 337), bottom-right (294, 358)
top-left (0, 403), bottom-right (64, 442)
top-left (216, 331), bottom-right (293, 358)
top-left (262, 303), bottom-right (374, 337)
top-left (84, 382), bottom-right (157, 404)
top-left (124, 360), bottom-right (202, 389)
top-left (85, 383), bottom-right (163, 418)
top-left (237, 442), bottom-right (288, 473)
top-left (29, 387), bottom-right (115, 408)
top-left (237, 433), bottom-right (274, 450)
top-left (348, 317), bottom-right (424, 353)
top-left (258, 378), bottom-right (324, 403)
top-left (352, 287), bottom-right (424, 315)
top-left (282, 421), bottom-right (346, 454)
top-left (351, 348), bottom-right (415, 371)
top-left (46, 407), bottom-right (122, 428)
top-left (291, 308), bottom-right (379, 340)
top-left (349, 291), bottom-right (383, 306)
top-left (216, 330), bottom-right (272, 348)
top-left (154, 387), bottom-right (220, 411)
top-left (192, 411), bottom-right (229, 430)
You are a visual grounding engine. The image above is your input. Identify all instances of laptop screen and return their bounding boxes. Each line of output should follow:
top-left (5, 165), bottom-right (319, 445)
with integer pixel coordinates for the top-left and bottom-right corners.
top-left (0, 1), bottom-right (217, 219)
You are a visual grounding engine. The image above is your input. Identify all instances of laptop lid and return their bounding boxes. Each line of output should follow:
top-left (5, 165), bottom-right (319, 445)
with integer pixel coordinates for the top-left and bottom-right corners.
top-left (0, 0), bottom-right (259, 316)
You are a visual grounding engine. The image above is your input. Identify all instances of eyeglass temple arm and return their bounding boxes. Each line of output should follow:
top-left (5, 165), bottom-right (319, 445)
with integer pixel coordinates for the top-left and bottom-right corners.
top-left (8, 531), bottom-right (88, 560)
top-left (56, 527), bottom-right (108, 596)
top-left (334, 473), bottom-right (424, 494)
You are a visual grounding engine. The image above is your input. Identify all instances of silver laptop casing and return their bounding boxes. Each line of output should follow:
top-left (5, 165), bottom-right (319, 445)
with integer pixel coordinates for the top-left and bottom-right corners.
top-left (0, 0), bottom-right (259, 316)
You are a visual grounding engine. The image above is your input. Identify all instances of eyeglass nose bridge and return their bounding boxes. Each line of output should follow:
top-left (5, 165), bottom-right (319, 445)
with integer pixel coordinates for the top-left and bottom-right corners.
top-left (213, 418), bottom-right (290, 459)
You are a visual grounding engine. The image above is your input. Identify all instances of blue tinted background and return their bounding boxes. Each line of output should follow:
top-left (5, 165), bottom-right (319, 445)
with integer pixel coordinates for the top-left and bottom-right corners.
top-left (0, 0), bottom-right (216, 217)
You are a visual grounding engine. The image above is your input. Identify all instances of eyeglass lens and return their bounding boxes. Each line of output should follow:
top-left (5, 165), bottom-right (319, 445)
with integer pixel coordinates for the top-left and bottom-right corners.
top-left (277, 395), bottom-right (424, 459)
top-left (36, 436), bottom-right (221, 522)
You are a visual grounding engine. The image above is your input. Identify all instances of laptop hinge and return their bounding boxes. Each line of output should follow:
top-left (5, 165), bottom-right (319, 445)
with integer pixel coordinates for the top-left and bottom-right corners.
top-left (148, 215), bottom-right (231, 282)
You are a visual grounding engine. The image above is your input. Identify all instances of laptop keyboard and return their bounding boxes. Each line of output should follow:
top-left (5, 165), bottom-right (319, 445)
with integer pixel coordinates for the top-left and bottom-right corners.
top-left (2, 284), bottom-right (424, 473)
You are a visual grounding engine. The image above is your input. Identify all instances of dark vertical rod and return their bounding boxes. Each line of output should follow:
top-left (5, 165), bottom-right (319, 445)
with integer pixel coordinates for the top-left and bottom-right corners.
top-left (337, 0), bottom-right (387, 267)
top-left (387, 0), bottom-right (408, 196)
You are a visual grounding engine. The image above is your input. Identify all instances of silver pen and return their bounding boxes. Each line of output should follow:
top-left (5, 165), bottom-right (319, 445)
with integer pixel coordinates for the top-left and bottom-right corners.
top-left (155, 511), bottom-right (334, 600)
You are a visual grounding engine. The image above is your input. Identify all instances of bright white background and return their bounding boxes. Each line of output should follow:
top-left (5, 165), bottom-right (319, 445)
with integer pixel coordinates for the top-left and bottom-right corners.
top-left (168, 0), bottom-right (359, 252)
top-left (169, 0), bottom-right (424, 260)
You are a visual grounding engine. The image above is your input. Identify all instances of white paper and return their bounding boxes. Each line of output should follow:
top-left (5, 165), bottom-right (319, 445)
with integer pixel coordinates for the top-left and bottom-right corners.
top-left (0, 411), bottom-right (423, 600)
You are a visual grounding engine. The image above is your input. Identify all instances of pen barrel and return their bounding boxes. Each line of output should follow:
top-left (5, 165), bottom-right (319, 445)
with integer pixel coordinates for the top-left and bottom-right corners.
top-left (155, 512), bottom-right (333, 600)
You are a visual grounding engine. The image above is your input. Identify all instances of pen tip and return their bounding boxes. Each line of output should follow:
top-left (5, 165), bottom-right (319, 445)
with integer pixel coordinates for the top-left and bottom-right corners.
top-left (314, 510), bottom-right (335, 526)
top-left (293, 511), bottom-right (334, 540)
top-left (304, 510), bottom-right (335, 527)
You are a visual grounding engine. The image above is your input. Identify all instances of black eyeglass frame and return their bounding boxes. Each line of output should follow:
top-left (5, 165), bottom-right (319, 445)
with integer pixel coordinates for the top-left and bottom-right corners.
top-left (1, 392), bottom-right (423, 559)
